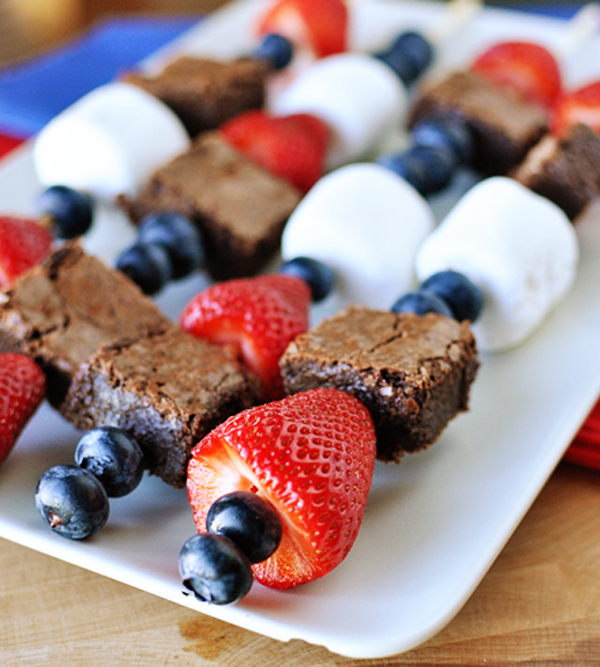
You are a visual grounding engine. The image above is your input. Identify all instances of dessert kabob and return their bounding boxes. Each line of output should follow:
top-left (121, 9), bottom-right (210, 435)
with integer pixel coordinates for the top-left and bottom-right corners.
top-left (387, 6), bottom-right (600, 352)
top-left (131, 5), bottom-right (598, 603)
top-left (0, 1), bottom-right (592, 608)
top-left (0, 1), bottom-right (482, 603)
top-left (276, 4), bottom-right (600, 348)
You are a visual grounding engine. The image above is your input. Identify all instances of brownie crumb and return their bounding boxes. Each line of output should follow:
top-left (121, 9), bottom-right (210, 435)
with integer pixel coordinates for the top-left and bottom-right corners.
top-left (123, 56), bottom-right (269, 137)
top-left (119, 131), bottom-right (302, 280)
top-left (61, 326), bottom-right (257, 488)
top-left (409, 70), bottom-right (548, 175)
top-left (512, 123), bottom-right (600, 220)
top-left (280, 305), bottom-right (479, 461)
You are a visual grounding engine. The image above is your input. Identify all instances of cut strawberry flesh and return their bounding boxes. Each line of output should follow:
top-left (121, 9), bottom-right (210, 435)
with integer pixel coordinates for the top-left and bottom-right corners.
top-left (221, 110), bottom-right (330, 194)
top-left (0, 216), bottom-right (53, 286)
top-left (471, 41), bottom-right (562, 109)
top-left (180, 275), bottom-right (311, 401)
top-left (187, 389), bottom-right (377, 590)
top-left (257, 0), bottom-right (348, 59)
top-left (551, 80), bottom-right (600, 137)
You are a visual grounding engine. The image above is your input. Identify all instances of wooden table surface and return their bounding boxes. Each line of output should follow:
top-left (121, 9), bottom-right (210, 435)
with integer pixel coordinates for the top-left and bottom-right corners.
top-left (2, 460), bottom-right (600, 666)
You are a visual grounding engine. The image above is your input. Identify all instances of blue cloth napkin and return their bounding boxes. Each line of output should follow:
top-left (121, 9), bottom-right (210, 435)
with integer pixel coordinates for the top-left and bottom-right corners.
top-left (0, 16), bottom-right (199, 138)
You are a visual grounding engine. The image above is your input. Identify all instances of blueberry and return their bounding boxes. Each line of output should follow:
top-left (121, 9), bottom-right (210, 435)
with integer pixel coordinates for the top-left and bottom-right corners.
top-left (251, 33), bottom-right (293, 70)
top-left (35, 465), bottom-right (109, 540)
top-left (138, 212), bottom-right (204, 280)
top-left (74, 426), bottom-right (144, 498)
top-left (391, 289), bottom-right (454, 317)
top-left (279, 256), bottom-right (335, 303)
top-left (179, 533), bottom-right (254, 605)
top-left (378, 144), bottom-right (455, 196)
top-left (375, 31), bottom-right (433, 85)
top-left (36, 185), bottom-right (94, 239)
top-left (421, 270), bottom-right (483, 323)
top-left (412, 115), bottom-right (474, 166)
top-left (116, 241), bottom-right (173, 295)
top-left (206, 491), bottom-right (282, 564)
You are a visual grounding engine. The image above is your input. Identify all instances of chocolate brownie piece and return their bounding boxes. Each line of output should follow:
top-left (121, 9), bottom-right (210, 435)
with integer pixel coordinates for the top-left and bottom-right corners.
top-left (0, 243), bottom-right (170, 407)
top-left (60, 326), bottom-right (257, 489)
top-left (120, 131), bottom-right (302, 280)
top-left (280, 305), bottom-right (479, 461)
top-left (512, 123), bottom-right (600, 220)
top-left (408, 70), bottom-right (548, 175)
top-left (123, 56), bottom-right (269, 137)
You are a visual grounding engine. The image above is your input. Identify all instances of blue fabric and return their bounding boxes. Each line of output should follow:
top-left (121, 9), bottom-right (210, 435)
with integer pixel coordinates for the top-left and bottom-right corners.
top-left (0, 16), bottom-right (199, 138)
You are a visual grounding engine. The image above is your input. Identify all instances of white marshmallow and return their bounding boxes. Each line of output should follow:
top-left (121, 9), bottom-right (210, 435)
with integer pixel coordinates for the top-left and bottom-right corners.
top-left (281, 163), bottom-right (435, 310)
top-left (415, 177), bottom-right (579, 352)
top-left (33, 82), bottom-right (190, 199)
top-left (270, 52), bottom-right (407, 169)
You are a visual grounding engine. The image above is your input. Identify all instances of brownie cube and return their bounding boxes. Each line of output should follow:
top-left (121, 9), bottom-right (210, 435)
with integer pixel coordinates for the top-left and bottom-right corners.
top-left (0, 243), bottom-right (170, 407)
top-left (60, 326), bottom-right (257, 488)
top-left (512, 123), bottom-right (600, 220)
top-left (123, 56), bottom-right (269, 137)
top-left (409, 70), bottom-right (548, 175)
top-left (120, 131), bottom-right (302, 280)
top-left (280, 305), bottom-right (479, 462)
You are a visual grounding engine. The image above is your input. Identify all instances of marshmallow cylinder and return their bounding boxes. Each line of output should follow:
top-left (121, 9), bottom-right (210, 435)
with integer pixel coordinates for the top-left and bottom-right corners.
top-left (282, 163), bottom-right (435, 310)
top-left (270, 53), bottom-right (407, 169)
top-left (415, 177), bottom-right (579, 351)
top-left (33, 82), bottom-right (190, 199)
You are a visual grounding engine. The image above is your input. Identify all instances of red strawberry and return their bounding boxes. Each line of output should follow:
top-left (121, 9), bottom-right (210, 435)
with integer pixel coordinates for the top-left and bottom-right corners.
top-left (187, 388), bottom-right (376, 589)
top-left (0, 353), bottom-right (46, 465)
top-left (0, 215), bottom-right (53, 287)
top-left (180, 274), bottom-right (311, 401)
top-left (551, 80), bottom-right (600, 137)
top-left (256, 0), bottom-right (348, 59)
top-left (221, 110), bottom-right (330, 194)
top-left (471, 41), bottom-right (562, 109)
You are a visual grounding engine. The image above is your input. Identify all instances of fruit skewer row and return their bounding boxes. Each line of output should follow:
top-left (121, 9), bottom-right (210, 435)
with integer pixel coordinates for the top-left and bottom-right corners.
top-left (0, 0), bottom-right (596, 608)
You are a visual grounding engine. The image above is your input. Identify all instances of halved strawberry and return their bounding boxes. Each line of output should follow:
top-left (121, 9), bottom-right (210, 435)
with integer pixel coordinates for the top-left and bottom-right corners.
top-left (0, 353), bottom-right (46, 466)
top-left (221, 110), bottom-right (330, 194)
top-left (180, 274), bottom-right (311, 401)
top-left (187, 388), bottom-right (377, 589)
top-left (0, 215), bottom-right (53, 287)
top-left (256, 0), bottom-right (348, 59)
top-left (551, 79), bottom-right (600, 137)
top-left (471, 41), bottom-right (562, 109)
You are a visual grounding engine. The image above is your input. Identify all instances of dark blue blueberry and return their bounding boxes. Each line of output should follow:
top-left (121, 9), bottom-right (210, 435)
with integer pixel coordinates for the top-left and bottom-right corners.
top-left (179, 533), bottom-right (254, 605)
top-left (35, 465), bottom-right (109, 540)
top-left (251, 33), bottom-right (293, 70)
top-left (138, 212), bottom-right (204, 280)
top-left (421, 270), bottom-right (483, 323)
top-left (36, 185), bottom-right (94, 239)
top-left (74, 426), bottom-right (145, 498)
top-left (391, 289), bottom-right (454, 317)
top-left (279, 256), bottom-right (335, 303)
top-left (375, 31), bottom-right (433, 85)
top-left (412, 115), bottom-right (474, 166)
top-left (116, 241), bottom-right (173, 295)
top-left (206, 491), bottom-right (282, 564)
top-left (378, 144), bottom-right (455, 196)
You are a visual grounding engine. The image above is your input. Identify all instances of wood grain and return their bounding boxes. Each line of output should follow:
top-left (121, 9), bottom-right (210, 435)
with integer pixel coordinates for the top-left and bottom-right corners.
top-left (2, 461), bottom-right (600, 666)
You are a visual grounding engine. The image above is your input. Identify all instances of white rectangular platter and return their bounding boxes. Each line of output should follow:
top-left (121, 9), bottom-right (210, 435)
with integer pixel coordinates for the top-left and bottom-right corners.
top-left (1, 0), bottom-right (600, 659)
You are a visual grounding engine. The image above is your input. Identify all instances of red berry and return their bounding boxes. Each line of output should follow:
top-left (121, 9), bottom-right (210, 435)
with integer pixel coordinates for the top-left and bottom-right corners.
top-left (256, 0), bottom-right (348, 59)
top-left (180, 274), bottom-right (311, 401)
top-left (471, 41), bottom-right (562, 109)
top-left (551, 79), bottom-right (600, 137)
top-left (187, 388), bottom-right (377, 590)
top-left (0, 215), bottom-right (53, 287)
top-left (221, 110), bottom-right (330, 194)
top-left (0, 353), bottom-right (46, 465)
